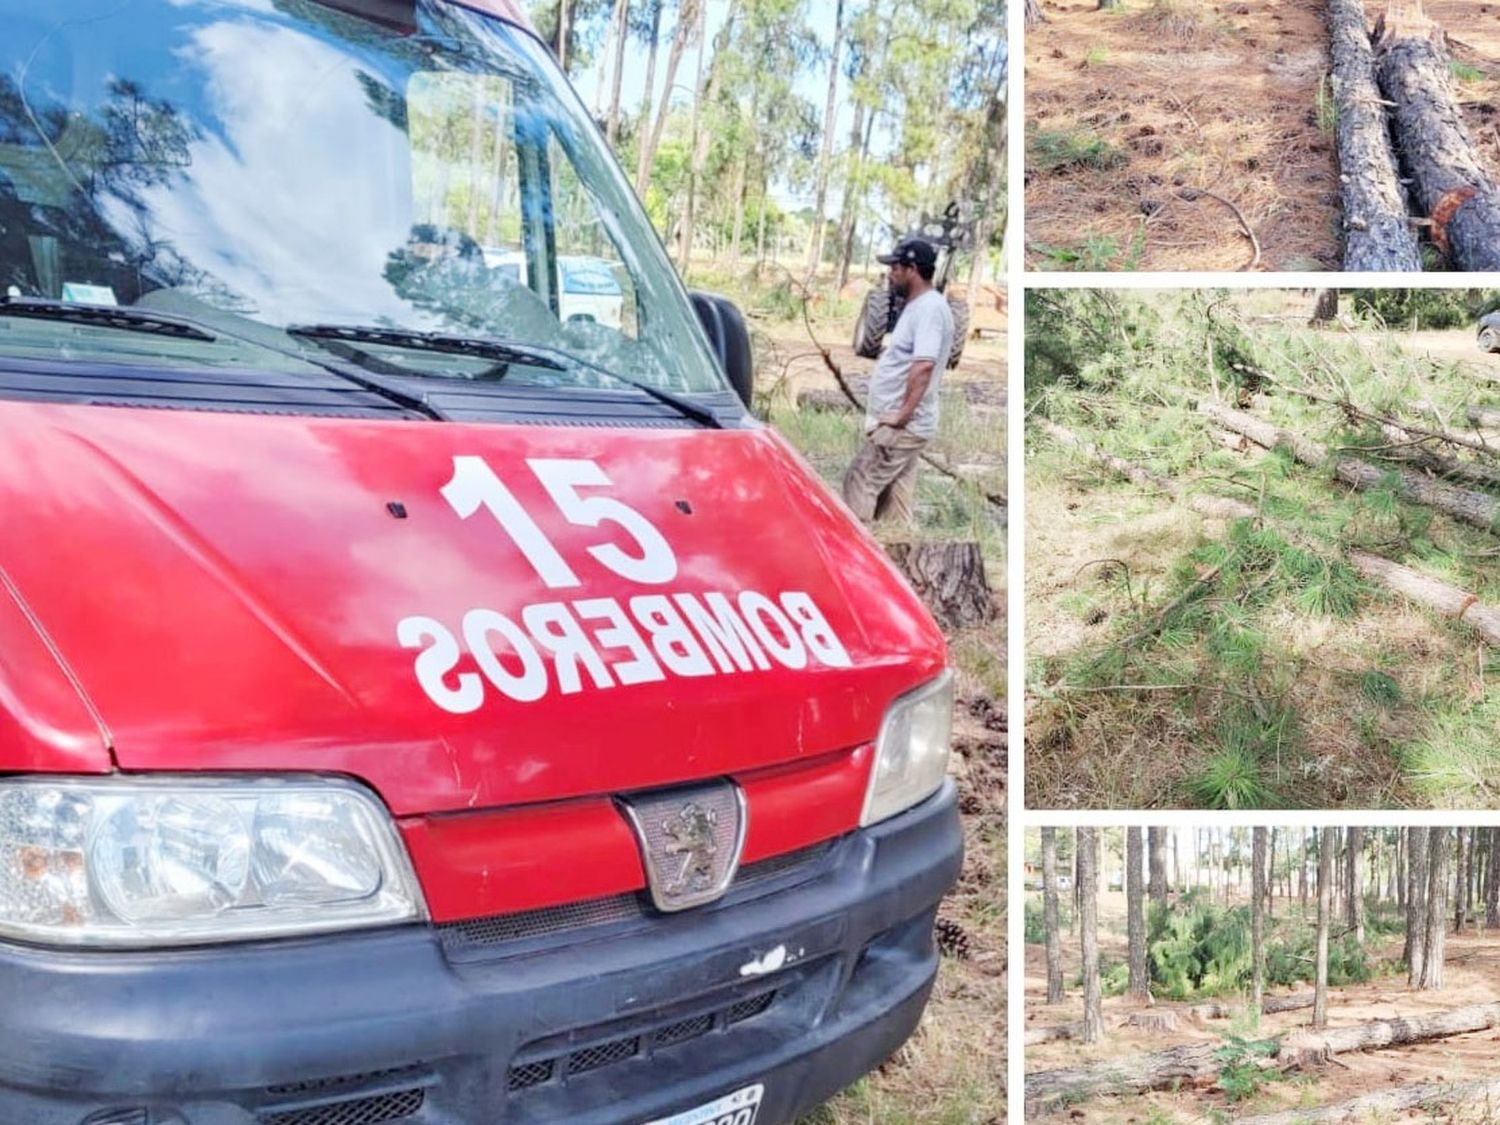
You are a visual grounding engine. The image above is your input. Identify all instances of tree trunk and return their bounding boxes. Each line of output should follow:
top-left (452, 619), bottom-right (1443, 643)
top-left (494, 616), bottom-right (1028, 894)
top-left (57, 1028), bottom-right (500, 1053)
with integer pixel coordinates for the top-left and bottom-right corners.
top-left (728, 151), bottom-right (749, 265)
top-left (1148, 827), bottom-right (1167, 907)
top-left (1376, 36), bottom-right (1500, 270)
top-left (1026, 1001), bottom-right (1500, 1114)
top-left (1240, 1077), bottom-right (1500, 1125)
top-left (1421, 827), bottom-right (1448, 989)
top-left (1042, 826), bottom-right (1064, 1004)
top-left (1455, 827), bottom-right (1469, 932)
top-left (1315, 826), bottom-right (1332, 1029)
top-left (1310, 289), bottom-right (1342, 325)
top-left (1126, 827), bottom-right (1148, 1001)
top-left (882, 542), bottom-right (998, 630)
top-left (556, 0), bottom-right (573, 71)
top-left (1487, 827), bottom-right (1500, 928)
top-left (639, 0), bottom-right (700, 199)
top-left (1190, 992), bottom-right (1316, 1019)
top-left (1078, 827), bottom-right (1102, 1045)
top-left (632, 0), bottom-right (664, 193)
top-left (604, 0), bottom-right (631, 146)
top-left (1252, 827), bottom-right (1267, 1011)
top-left (1408, 826), bottom-right (1430, 984)
top-left (1325, 0), bottom-right (1422, 270)
top-left (1201, 400), bottom-right (1500, 533)
top-left (803, 0), bottom-right (846, 286)
top-left (1347, 826), bottom-right (1364, 946)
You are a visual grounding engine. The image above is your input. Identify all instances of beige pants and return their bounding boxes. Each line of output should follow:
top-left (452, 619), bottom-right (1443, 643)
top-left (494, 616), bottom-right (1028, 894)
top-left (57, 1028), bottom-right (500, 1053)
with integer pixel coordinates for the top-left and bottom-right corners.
top-left (842, 425), bottom-right (928, 526)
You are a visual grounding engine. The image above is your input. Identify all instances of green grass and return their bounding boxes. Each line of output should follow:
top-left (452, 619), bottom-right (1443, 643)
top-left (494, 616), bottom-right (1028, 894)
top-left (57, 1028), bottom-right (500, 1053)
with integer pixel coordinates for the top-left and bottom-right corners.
top-left (1025, 288), bottom-right (1500, 808)
top-left (1449, 60), bottom-right (1485, 83)
top-left (1027, 127), bottom-right (1127, 173)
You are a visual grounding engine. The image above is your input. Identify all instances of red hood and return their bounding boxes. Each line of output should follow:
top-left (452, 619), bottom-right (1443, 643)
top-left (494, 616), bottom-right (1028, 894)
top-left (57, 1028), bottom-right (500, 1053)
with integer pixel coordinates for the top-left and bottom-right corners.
top-left (0, 402), bottom-right (944, 815)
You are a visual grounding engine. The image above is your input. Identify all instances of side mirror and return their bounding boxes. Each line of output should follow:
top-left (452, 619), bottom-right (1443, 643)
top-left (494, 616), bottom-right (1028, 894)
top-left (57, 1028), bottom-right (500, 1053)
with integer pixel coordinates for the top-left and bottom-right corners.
top-left (689, 290), bottom-right (754, 409)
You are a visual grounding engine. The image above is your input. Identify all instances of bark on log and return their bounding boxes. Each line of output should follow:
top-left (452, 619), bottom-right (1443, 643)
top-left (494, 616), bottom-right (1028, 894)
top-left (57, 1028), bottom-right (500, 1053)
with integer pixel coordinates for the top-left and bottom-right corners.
top-left (1350, 551), bottom-right (1500, 645)
top-left (1200, 400), bottom-right (1500, 532)
top-left (1378, 424), bottom-right (1500, 488)
top-left (1279, 1001), bottom-right (1500, 1066)
top-left (1326, 0), bottom-right (1422, 270)
top-left (883, 541), bottom-right (997, 630)
top-left (1468, 405), bottom-right (1500, 430)
top-left (1025, 1001), bottom-right (1500, 1114)
top-left (1188, 992), bottom-right (1316, 1019)
top-left (1377, 37), bottom-right (1500, 270)
top-left (1239, 1077), bottom-right (1500, 1124)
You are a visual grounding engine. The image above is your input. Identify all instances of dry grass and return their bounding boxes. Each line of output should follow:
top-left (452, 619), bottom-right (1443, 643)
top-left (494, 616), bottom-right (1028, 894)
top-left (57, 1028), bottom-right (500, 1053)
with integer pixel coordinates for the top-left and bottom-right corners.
top-left (1025, 0), bottom-right (1340, 271)
top-left (768, 290), bottom-right (1006, 1123)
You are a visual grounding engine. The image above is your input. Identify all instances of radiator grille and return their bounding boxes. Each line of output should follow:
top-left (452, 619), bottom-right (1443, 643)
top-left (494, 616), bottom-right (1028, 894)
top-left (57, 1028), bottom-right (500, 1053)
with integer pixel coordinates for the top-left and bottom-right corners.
top-left (505, 989), bottom-right (777, 1094)
top-left (440, 841), bottom-right (833, 952)
top-left (260, 1088), bottom-right (424, 1125)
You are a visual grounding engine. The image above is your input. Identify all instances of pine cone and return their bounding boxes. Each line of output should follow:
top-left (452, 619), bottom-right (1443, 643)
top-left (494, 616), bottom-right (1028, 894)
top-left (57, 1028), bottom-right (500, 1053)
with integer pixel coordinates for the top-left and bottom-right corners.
top-left (935, 917), bottom-right (972, 960)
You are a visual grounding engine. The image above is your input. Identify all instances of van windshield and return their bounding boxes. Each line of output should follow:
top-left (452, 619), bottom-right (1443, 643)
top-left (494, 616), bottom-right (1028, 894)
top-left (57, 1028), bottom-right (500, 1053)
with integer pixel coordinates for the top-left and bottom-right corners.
top-left (0, 0), bottom-right (729, 416)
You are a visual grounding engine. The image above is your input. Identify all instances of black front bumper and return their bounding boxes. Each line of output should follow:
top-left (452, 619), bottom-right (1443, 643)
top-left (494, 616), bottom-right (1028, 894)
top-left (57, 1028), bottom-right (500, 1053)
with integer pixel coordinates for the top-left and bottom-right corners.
top-left (0, 781), bottom-right (963, 1125)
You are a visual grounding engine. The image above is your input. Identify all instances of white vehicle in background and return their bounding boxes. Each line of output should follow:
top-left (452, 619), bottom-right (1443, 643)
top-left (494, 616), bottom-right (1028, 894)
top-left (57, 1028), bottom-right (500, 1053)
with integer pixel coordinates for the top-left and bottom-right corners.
top-left (482, 247), bottom-right (626, 330)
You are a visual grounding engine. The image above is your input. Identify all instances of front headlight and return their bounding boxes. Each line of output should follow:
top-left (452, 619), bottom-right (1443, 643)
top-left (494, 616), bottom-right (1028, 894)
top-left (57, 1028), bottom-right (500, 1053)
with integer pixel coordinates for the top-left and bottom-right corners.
top-left (861, 670), bottom-right (954, 826)
top-left (0, 777), bottom-right (426, 947)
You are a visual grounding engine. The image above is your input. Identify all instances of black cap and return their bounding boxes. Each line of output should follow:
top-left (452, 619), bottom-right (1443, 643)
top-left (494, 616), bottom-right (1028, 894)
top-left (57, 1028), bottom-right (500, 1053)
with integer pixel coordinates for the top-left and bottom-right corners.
top-left (876, 238), bottom-right (938, 269)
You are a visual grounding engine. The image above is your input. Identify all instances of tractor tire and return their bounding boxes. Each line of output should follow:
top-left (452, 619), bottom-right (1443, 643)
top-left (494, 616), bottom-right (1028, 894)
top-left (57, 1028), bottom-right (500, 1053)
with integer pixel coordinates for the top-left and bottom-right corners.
top-left (947, 293), bottom-right (971, 368)
top-left (1480, 326), bottom-right (1500, 353)
top-left (853, 284), bottom-right (893, 358)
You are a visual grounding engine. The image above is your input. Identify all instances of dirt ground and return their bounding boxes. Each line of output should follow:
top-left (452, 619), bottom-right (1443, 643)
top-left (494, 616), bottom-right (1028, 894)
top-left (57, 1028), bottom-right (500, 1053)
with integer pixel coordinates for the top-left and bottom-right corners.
top-left (1024, 0), bottom-right (1500, 272)
top-left (1024, 899), bottom-right (1500, 1122)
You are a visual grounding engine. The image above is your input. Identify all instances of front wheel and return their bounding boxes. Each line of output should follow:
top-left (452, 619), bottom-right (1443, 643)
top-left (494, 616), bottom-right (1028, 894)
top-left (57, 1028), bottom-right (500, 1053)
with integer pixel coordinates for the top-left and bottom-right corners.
top-left (947, 294), bottom-right (971, 369)
top-left (854, 285), bottom-right (893, 358)
top-left (1480, 326), bottom-right (1500, 353)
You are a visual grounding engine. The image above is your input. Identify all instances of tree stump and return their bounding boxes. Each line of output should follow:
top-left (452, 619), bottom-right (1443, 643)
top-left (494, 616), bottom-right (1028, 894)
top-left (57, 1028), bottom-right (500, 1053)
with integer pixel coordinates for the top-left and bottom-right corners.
top-left (884, 541), bottom-right (998, 631)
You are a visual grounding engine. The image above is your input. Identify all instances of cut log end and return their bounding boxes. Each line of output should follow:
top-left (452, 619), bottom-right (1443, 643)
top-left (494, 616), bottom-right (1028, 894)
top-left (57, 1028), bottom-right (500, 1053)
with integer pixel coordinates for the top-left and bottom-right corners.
top-left (883, 541), bottom-right (998, 631)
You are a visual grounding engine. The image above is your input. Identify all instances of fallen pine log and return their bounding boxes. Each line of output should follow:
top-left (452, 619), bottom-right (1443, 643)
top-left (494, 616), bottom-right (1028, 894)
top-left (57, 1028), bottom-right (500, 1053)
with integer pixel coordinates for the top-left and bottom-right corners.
top-left (1025, 1000), bottom-right (1500, 1115)
top-left (1349, 550), bottom-right (1500, 647)
top-left (1468, 404), bottom-right (1500, 430)
top-left (1189, 992), bottom-right (1316, 1019)
top-left (1378, 423), bottom-right (1500, 489)
top-left (1029, 992), bottom-right (1314, 1044)
top-left (1376, 35), bottom-right (1500, 269)
top-left (1041, 412), bottom-right (1500, 648)
top-left (1200, 400), bottom-right (1500, 532)
top-left (1326, 0), bottom-right (1422, 269)
top-left (1238, 1076), bottom-right (1500, 1124)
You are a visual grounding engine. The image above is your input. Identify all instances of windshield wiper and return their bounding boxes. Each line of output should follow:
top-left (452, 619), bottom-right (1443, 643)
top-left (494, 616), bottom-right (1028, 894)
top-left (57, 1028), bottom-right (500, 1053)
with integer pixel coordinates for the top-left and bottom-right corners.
top-left (0, 297), bottom-right (217, 342)
top-left (288, 323), bottom-right (723, 429)
top-left (288, 323), bottom-right (564, 370)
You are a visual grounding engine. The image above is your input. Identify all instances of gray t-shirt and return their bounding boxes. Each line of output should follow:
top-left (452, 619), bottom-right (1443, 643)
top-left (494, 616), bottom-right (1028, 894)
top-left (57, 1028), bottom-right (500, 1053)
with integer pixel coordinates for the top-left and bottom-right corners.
top-left (865, 288), bottom-right (953, 440)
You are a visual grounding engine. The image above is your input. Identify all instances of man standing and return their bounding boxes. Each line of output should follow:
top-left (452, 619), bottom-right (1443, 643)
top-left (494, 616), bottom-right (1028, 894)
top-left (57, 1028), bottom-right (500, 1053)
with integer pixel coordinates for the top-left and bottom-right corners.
top-left (842, 237), bottom-right (955, 526)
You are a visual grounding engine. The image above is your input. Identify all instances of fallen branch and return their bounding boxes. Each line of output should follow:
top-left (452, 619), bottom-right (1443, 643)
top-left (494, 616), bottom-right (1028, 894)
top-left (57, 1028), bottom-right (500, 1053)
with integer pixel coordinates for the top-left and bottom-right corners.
top-left (1176, 186), bottom-right (1262, 271)
top-left (1201, 400), bottom-right (1500, 532)
top-left (1377, 423), bottom-right (1500, 488)
top-left (1025, 1001), bottom-right (1500, 1115)
top-left (1238, 1076), bottom-right (1500, 1124)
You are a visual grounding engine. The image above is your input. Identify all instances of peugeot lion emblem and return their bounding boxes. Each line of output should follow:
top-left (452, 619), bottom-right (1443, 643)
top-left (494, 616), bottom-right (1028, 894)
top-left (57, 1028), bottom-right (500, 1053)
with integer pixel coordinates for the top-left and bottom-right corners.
top-left (619, 781), bottom-right (747, 912)
top-left (661, 802), bottom-right (719, 895)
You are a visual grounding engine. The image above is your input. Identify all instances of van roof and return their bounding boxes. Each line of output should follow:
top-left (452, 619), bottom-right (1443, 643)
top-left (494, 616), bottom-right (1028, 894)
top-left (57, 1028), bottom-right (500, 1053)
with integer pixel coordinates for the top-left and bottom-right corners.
top-left (451, 0), bottom-right (537, 36)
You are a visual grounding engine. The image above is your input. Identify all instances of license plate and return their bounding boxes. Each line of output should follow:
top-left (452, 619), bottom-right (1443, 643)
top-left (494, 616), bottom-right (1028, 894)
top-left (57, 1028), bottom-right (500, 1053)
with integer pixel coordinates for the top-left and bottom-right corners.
top-left (643, 1083), bottom-right (764, 1125)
